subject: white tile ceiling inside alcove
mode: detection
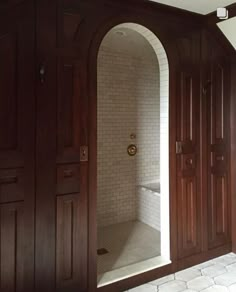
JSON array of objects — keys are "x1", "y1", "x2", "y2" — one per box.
[{"x1": 148, "y1": 0, "x2": 236, "y2": 15}]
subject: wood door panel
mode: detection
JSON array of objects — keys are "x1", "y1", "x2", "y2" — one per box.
[
  {"x1": 177, "y1": 68, "x2": 201, "y2": 258},
  {"x1": 0, "y1": 1, "x2": 35, "y2": 291},
  {"x1": 56, "y1": 164, "x2": 80, "y2": 195},
  {"x1": 210, "y1": 62, "x2": 225, "y2": 143},
  {"x1": 57, "y1": 59, "x2": 81, "y2": 164},
  {"x1": 176, "y1": 34, "x2": 201, "y2": 259},
  {"x1": 0, "y1": 168, "x2": 24, "y2": 203},
  {"x1": 181, "y1": 178, "x2": 199, "y2": 251},
  {"x1": 207, "y1": 56, "x2": 230, "y2": 249},
  {"x1": 208, "y1": 174, "x2": 228, "y2": 247},
  {"x1": 0, "y1": 202, "x2": 24, "y2": 292},
  {"x1": 63, "y1": 12, "x2": 82, "y2": 43},
  {"x1": 0, "y1": 30, "x2": 23, "y2": 168},
  {"x1": 56, "y1": 194, "x2": 86, "y2": 292},
  {"x1": 0, "y1": 32, "x2": 18, "y2": 151},
  {"x1": 180, "y1": 71, "x2": 195, "y2": 143},
  {"x1": 35, "y1": 1, "x2": 88, "y2": 289}
]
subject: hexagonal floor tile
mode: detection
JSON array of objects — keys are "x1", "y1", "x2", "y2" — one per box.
[
  {"x1": 212, "y1": 254, "x2": 236, "y2": 267},
  {"x1": 128, "y1": 284, "x2": 157, "y2": 292},
  {"x1": 202, "y1": 264, "x2": 227, "y2": 278},
  {"x1": 229, "y1": 283, "x2": 236, "y2": 292},
  {"x1": 202, "y1": 285, "x2": 228, "y2": 292},
  {"x1": 149, "y1": 274, "x2": 174, "y2": 286},
  {"x1": 192, "y1": 261, "x2": 214, "y2": 271},
  {"x1": 215, "y1": 271, "x2": 236, "y2": 286},
  {"x1": 159, "y1": 280, "x2": 187, "y2": 292},
  {"x1": 175, "y1": 268, "x2": 201, "y2": 282},
  {"x1": 226, "y1": 262, "x2": 236, "y2": 272},
  {"x1": 187, "y1": 276, "x2": 214, "y2": 291}
]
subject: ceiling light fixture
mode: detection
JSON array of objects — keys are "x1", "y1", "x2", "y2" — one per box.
[{"x1": 217, "y1": 7, "x2": 229, "y2": 20}]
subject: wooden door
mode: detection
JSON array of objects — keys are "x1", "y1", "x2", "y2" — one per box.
[
  {"x1": 0, "y1": 1, "x2": 35, "y2": 291},
  {"x1": 176, "y1": 34, "x2": 202, "y2": 259},
  {"x1": 206, "y1": 51, "x2": 231, "y2": 249},
  {"x1": 35, "y1": 1, "x2": 88, "y2": 291}
]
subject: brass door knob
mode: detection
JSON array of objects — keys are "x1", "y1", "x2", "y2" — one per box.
[{"x1": 127, "y1": 144, "x2": 137, "y2": 156}]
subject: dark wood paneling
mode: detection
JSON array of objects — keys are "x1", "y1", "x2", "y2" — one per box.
[
  {"x1": 0, "y1": 32, "x2": 17, "y2": 151},
  {"x1": 207, "y1": 53, "x2": 231, "y2": 249},
  {"x1": 176, "y1": 57, "x2": 201, "y2": 258},
  {"x1": 35, "y1": 0, "x2": 57, "y2": 290},
  {"x1": 36, "y1": 1, "x2": 88, "y2": 290},
  {"x1": 57, "y1": 164, "x2": 80, "y2": 195},
  {"x1": 0, "y1": 168, "x2": 24, "y2": 203},
  {"x1": 231, "y1": 57, "x2": 236, "y2": 253},
  {"x1": 63, "y1": 12, "x2": 82, "y2": 43},
  {"x1": 0, "y1": 1, "x2": 35, "y2": 291},
  {"x1": 57, "y1": 59, "x2": 80, "y2": 164}
]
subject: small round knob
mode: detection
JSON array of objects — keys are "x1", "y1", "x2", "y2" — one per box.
[{"x1": 127, "y1": 144, "x2": 137, "y2": 156}]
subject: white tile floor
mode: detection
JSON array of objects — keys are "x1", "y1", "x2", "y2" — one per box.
[
  {"x1": 98, "y1": 221, "x2": 161, "y2": 275},
  {"x1": 125, "y1": 253, "x2": 236, "y2": 291}
]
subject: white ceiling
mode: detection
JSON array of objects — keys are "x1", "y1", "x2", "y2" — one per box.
[
  {"x1": 149, "y1": 0, "x2": 236, "y2": 15},
  {"x1": 217, "y1": 16, "x2": 236, "y2": 49}
]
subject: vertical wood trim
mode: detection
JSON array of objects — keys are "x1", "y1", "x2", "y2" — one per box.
[
  {"x1": 35, "y1": 0, "x2": 57, "y2": 291},
  {"x1": 231, "y1": 57, "x2": 236, "y2": 252},
  {"x1": 200, "y1": 31, "x2": 208, "y2": 253}
]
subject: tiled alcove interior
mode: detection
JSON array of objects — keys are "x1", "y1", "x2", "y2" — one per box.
[
  {"x1": 97, "y1": 23, "x2": 170, "y2": 282},
  {"x1": 97, "y1": 27, "x2": 161, "y2": 227}
]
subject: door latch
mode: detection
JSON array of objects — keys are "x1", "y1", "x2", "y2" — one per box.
[
  {"x1": 39, "y1": 63, "x2": 46, "y2": 84},
  {"x1": 80, "y1": 146, "x2": 88, "y2": 162},
  {"x1": 176, "y1": 141, "x2": 183, "y2": 154}
]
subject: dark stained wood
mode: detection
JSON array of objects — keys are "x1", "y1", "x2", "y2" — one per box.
[
  {"x1": 230, "y1": 56, "x2": 236, "y2": 253},
  {"x1": 176, "y1": 243, "x2": 232, "y2": 271},
  {"x1": 205, "y1": 37, "x2": 231, "y2": 250},
  {"x1": 57, "y1": 58, "x2": 81, "y2": 164},
  {"x1": 0, "y1": 203, "x2": 24, "y2": 292},
  {"x1": 176, "y1": 33, "x2": 202, "y2": 259},
  {"x1": 35, "y1": 0, "x2": 57, "y2": 291},
  {"x1": 56, "y1": 194, "x2": 86, "y2": 292},
  {"x1": 0, "y1": 1, "x2": 35, "y2": 292},
  {"x1": 56, "y1": 164, "x2": 80, "y2": 195}
]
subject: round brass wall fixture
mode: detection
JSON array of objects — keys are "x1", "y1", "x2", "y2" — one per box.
[{"x1": 127, "y1": 144, "x2": 137, "y2": 156}]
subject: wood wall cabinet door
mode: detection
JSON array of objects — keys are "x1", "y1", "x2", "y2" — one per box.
[
  {"x1": 176, "y1": 33, "x2": 202, "y2": 259},
  {"x1": 207, "y1": 55, "x2": 231, "y2": 249},
  {"x1": 176, "y1": 64, "x2": 202, "y2": 259},
  {"x1": 0, "y1": 1, "x2": 35, "y2": 291},
  {"x1": 35, "y1": 1, "x2": 88, "y2": 291}
]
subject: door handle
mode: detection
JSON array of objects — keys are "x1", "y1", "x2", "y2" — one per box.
[
  {"x1": 176, "y1": 141, "x2": 183, "y2": 154},
  {"x1": 39, "y1": 63, "x2": 46, "y2": 84}
]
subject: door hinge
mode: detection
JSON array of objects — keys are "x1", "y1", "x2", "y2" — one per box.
[
  {"x1": 80, "y1": 146, "x2": 88, "y2": 162},
  {"x1": 176, "y1": 141, "x2": 183, "y2": 154}
]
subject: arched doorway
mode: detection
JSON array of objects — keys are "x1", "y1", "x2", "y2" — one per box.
[{"x1": 96, "y1": 23, "x2": 170, "y2": 287}]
